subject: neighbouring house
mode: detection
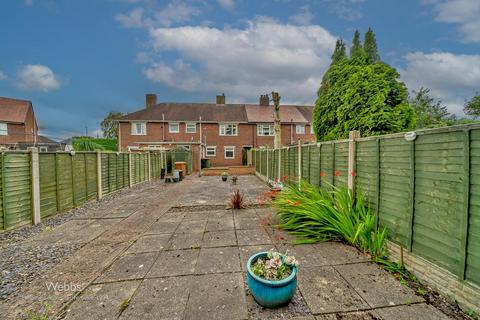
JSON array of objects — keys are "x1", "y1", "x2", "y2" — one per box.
[
  {"x1": 0, "y1": 96, "x2": 38, "y2": 150},
  {"x1": 117, "y1": 94, "x2": 315, "y2": 167}
]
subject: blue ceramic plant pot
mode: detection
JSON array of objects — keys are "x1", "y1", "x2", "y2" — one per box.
[{"x1": 246, "y1": 251, "x2": 297, "y2": 308}]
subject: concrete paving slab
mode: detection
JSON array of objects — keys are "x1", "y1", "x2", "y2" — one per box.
[
  {"x1": 334, "y1": 263, "x2": 423, "y2": 308},
  {"x1": 375, "y1": 304, "x2": 452, "y2": 320},
  {"x1": 255, "y1": 207, "x2": 277, "y2": 218},
  {"x1": 167, "y1": 232, "x2": 203, "y2": 250},
  {"x1": 119, "y1": 277, "x2": 190, "y2": 320},
  {"x1": 298, "y1": 266, "x2": 369, "y2": 314},
  {"x1": 184, "y1": 273, "x2": 248, "y2": 320},
  {"x1": 202, "y1": 230, "x2": 237, "y2": 247},
  {"x1": 236, "y1": 228, "x2": 272, "y2": 246},
  {"x1": 95, "y1": 252, "x2": 157, "y2": 283},
  {"x1": 147, "y1": 249, "x2": 200, "y2": 277},
  {"x1": 64, "y1": 280, "x2": 141, "y2": 320},
  {"x1": 195, "y1": 246, "x2": 241, "y2": 274},
  {"x1": 182, "y1": 211, "x2": 210, "y2": 220},
  {"x1": 315, "y1": 310, "x2": 381, "y2": 319},
  {"x1": 145, "y1": 218, "x2": 182, "y2": 234},
  {"x1": 209, "y1": 210, "x2": 234, "y2": 219},
  {"x1": 176, "y1": 219, "x2": 207, "y2": 233},
  {"x1": 234, "y1": 208, "x2": 260, "y2": 219},
  {"x1": 238, "y1": 245, "x2": 276, "y2": 272},
  {"x1": 316, "y1": 242, "x2": 368, "y2": 265},
  {"x1": 126, "y1": 234, "x2": 171, "y2": 254},
  {"x1": 206, "y1": 216, "x2": 235, "y2": 231},
  {"x1": 235, "y1": 217, "x2": 261, "y2": 230}
]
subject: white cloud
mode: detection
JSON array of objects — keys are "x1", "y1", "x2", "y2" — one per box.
[
  {"x1": 116, "y1": 1, "x2": 200, "y2": 29},
  {"x1": 218, "y1": 0, "x2": 234, "y2": 11},
  {"x1": 428, "y1": 0, "x2": 480, "y2": 43},
  {"x1": 142, "y1": 18, "x2": 337, "y2": 104},
  {"x1": 0, "y1": 70, "x2": 6, "y2": 80},
  {"x1": 16, "y1": 64, "x2": 62, "y2": 92},
  {"x1": 289, "y1": 5, "x2": 313, "y2": 25},
  {"x1": 322, "y1": 0, "x2": 365, "y2": 21},
  {"x1": 400, "y1": 51, "x2": 480, "y2": 114}
]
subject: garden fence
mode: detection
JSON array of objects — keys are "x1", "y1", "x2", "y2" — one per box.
[
  {"x1": 0, "y1": 150, "x2": 171, "y2": 231},
  {"x1": 252, "y1": 123, "x2": 480, "y2": 289}
]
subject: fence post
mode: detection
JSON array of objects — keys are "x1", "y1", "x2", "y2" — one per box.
[
  {"x1": 298, "y1": 140, "x2": 302, "y2": 186},
  {"x1": 459, "y1": 129, "x2": 471, "y2": 279},
  {"x1": 277, "y1": 148, "x2": 282, "y2": 181},
  {"x1": 29, "y1": 147, "x2": 41, "y2": 225},
  {"x1": 266, "y1": 149, "x2": 269, "y2": 180},
  {"x1": 96, "y1": 150, "x2": 103, "y2": 200},
  {"x1": 147, "y1": 152, "x2": 152, "y2": 181},
  {"x1": 129, "y1": 151, "x2": 134, "y2": 187},
  {"x1": 347, "y1": 130, "x2": 360, "y2": 194}
]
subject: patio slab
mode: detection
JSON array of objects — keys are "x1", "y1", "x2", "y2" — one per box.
[
  {"x1": 202, "y1": 230, "x2": 237, "y2": 247},
  {"x1": 145, "y1": 218, "x2": 182, "y2": 234},
  {"x1": 94, "y1": 252, "x2": 157, "y2": 283},
  {"x1": 235, "y1": 216, "x2": 261, "y2": 230},
  {"x1": 206, "y1": 216, "x2": 235, "y2": 231},
  {"x1": 167, "y1": 232, "x2": 204, "y2": 250},
  {"x1": 334, "y1": 263, "x2": 423, "y2": 308},
  {"x1": 147, "y1": 249, "x2": 200, "y2": 277},
  {"x1": 176, "y1": 219, "x2": 207, "y2": 233},
  {"x1": 315, "y1": 310, "x2": 381, "y2": 319},
  {"x1": 125, "y1": 234, "x2": 171, "y2": 254},
  {"x1": 195, "y1": 246, "x2": 241, "y2": 274},
  {"x1": 236, "y1": 228, "x2": 272, "y2": 246},
  {"x1": 375, "y1": 304, "x2": 452, "y2": 320}
]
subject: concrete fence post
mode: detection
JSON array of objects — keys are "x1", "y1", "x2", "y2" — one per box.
[
  {"x1": 147, "y1": 152, "x2": 152, "y2": 181},
  {"x1": 266, "y1": 149, "x2": 269, "y2": 180},
  {"x1": 247, "y1": 149, "x2": 252, "y2": 166},
  {"x1": 129, "y1": 151, "x2": 134, "y2": 188},
  {"x1": 96, "y1": 150, "x2": 103, "y2": 200},
  {"x1": 298, "y1": 140, "x2": 302, "y2": 186},
  {"x1": 277, "y1": 148, "x2": 282, "y2": 181},
  {"x1": 348, "y1": 130, "x2": 361, "y2": 194},
  {"x1": 29, "y1": 147, "x2": 41, "y2": 225}
]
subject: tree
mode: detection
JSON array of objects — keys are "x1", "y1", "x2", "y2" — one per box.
[
  {"x1": 410, "y1": 87, "x2": 450, "y2": 128},
  {"x1": 101, "y1": 111, "x2": 124, "y2": 139},
  {"x1": 331, "y1": 39, "x2": 347, "y2": 65},
  {"x1": 364, "y1": 28, "x2": 379, "y2": 63},
  {"x1": 464, "y1": 94, "x2": 480, "y2": 118},
  {"x1": 313, "y1": 29, "x2": 415, "y2": 141},
  {"x1": 272, "y1": 92, "x2": 282, "y2": 149}
]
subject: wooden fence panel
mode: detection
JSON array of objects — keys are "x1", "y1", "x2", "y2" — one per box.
[
  {"x1": 72, "y1": 154, "x2": 87, "y2": 206},
  {"x1": 302, "y1": 145, "x2": 310, "y2": 182},
  {"x1": 467, "y1": 129, "x2": 480, "y2": 286},
  {"x1": 0, "y1": 154, "x2": 3, "y2": 230},
  {"x1": 85, "y1": 153, "x2": 97, "y2": 200},
  {"x1": 39, "y1": 153, "x2": 57, "y2": 218},
  {"x1": 320, "y1": 143, "x2": 334, "y2": 188},
  {"x1": 356, "y1": 140, "x2": 379, "y2": 213},
  {"x1": 309, "y1": 145, "x2": 320, "y2": 187},
  {"x1": 57, "y1": 153, "x2": 74, "y2": 212},
  {"x1": 412, "y1": 131, "x2": 465, "y2": 274},
  {"x1": 334, "y1": 142, "x2": 348, "y2": 188}
]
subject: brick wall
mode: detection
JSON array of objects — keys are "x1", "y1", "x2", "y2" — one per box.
[{"x1": 0, "y1": 106, "x2": 37, "y2": 146}]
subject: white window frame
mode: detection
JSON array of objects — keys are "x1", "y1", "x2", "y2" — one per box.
[
  {"x1": 0, "y1": 122, "x2": 7, "y2": 136},
  {"x1": 39, "y1": 146, "x2": 48, "y2": 152},
  {"x1": 224, "y1": 146, "x2": 235, "y2": 159},
  {"x1": 185, "y1": 122, "x2": 196, "y2": 133},
  {"x1": 296, "y1": 124, "x2": 305, "y2": 134},
  {"x1": 219, "y1": 123, "x2": 238, "y2": 136},
  {"x1": 169, "y1": 122, "x2": 180, "y2": 133},
  {"x1": 131, "y1": 122, "x2": 146, "y2": 135},
  {"x1": 205, "y1": 146, "x2": 216, "y2": 157},
  {"x1": 257, "y1": 124, "x2": 274, "y2": 136}
]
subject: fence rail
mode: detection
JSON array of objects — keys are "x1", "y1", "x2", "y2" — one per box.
[
  {"x1": 0, "y1": 150, "x2": 171, "y2": 232},
  {"x1": 252, "y1": 123, "x2": 480, "y2": 290}
]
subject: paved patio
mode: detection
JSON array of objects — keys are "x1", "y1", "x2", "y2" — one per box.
[{"x1": 1, "y1": 175, "x2": 454, "y2": 319}]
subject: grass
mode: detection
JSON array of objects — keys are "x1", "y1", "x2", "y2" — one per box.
[{"x1": 272, "y1": 180, "x2": 403, "y2": 272}]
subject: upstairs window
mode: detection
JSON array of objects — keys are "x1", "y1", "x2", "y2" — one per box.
[
  {"x1": 169, "y1": 122, "x2": 179, "y2": 133},
  {"x1": 131, "y1": 122, "x2": 146, "y2": 135},
  {"x1": 296, "y1": 124, "x2": 305, "y2": 134},
  {"x1": 186, "y1": 122, "x2": 196, "y2": 133},
  {"x1": 257, "y1": 124, "x2": 274, "y2": 136},
  {"x1": 219, "y1": 123, "x2": 238, "y2": 136}
]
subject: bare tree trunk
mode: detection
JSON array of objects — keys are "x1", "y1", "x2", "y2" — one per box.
[{"x1": 272, "y1": 91, "x2": 282, "y2": 149}]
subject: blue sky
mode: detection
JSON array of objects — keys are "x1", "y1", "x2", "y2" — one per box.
[{"x1": 0, "y1": 0, "x2": 479, "y2": 139}]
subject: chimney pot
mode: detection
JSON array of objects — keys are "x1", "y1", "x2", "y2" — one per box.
[
  {"x1": 146, "y1": 94, "x2": 157, "y2": 109},
  {"x1": 216, "y1": 93, "x2": 225, "y2": 104},
  {"x1": 259, "y1": 94, "x2": 269, "y2": 106}
]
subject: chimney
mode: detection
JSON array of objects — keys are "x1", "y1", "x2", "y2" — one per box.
[
  {"x1": 259, "y1": 94, "x2": 269, "y2": 106},
  {"x1": 146, "y1": 93, "x2": 157, "y2": 109},
  {"x1": 216, "y1": 93, "x2": 225, "y2": 104}
]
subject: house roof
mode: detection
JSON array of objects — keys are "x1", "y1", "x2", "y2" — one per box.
[
  {"x1": 119, "y1": 102, "x2": 313, "y2": 124},
  {"x1": 0, "y1": 97, "x2": 32, "y2": 123},
  {"x1": 37, "y1": 135, "x2": 59, "y2": 144}
]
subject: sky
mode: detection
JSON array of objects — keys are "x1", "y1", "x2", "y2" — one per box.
[{"x1": 0, "y1": 0, "x2": 479, "y2": 139}]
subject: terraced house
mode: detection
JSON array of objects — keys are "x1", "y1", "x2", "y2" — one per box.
[{"x1": 118, "y1": 94, "x2": 315, "y2": 166}]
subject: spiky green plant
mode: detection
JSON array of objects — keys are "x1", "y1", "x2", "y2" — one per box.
[{"x1": 273, "y1": 181, "x2": 388, "y2": 262}]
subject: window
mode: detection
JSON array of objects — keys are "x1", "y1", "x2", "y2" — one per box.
[
  {"x1": 39, "y1": 146, "x2": 48, "y2": 152},
  {"x1": 206, "y1": 146, "x2": 216, "y2": 157},
  {"x1": 169, "y1": 122, "x2": 179, "y2": 133},
  {"x1": 257, "y1": 124, "x2": 274, "y2": 136},
  {"x1": 224, "y1": 146, "x2": 235, "y2": 159},
  {"x1": 0, "y1": 123, "x2": 7, "y2": 136},
  {"x1": 131, "y1": 122, "x2": 146, "y2": 135},
  {"x1": 296, "y1": 124, "x2": 305, "y2": 134},
  {"x1": 219, "y1": 123, "x2": 238, "y2": 136},
  {"x1": 185, "y1": 122, "x2": 196, "y2": 133}
]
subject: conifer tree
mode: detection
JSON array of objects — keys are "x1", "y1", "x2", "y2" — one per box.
[
  {"x1": 350, "y1": 30, "x2": 363, "y2": 58},
  {"x1": 331, "y1": 39, "x2": 347, "y2": 65},
  {"x1": 364, "y1": 28, "x2": 379, "y2": 63}
]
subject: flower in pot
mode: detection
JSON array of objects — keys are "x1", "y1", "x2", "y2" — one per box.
[
  {"x1": 221, "y1": 171, "x2": 228, "y2": 181},
  {"x1": 247, "y1": 250, "x2": 299, "y2": 308}
]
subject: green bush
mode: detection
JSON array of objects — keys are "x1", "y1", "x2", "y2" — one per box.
[
  {"x1": 73, "y1": 137, "x2": 117, "y2": 151},
  {"x1": 272, "y1": 181, "x2": 388, "y2": 263}
]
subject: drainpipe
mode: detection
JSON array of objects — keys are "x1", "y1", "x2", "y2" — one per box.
[{"x1": 162, "y1": 113, "x2": 165, "y2": 141}]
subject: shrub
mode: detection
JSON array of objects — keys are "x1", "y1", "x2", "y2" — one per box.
[{"x1": 229, "y1": 189, "x2": 246, "y2": 209}]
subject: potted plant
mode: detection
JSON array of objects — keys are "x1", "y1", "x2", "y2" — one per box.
[
  {"x1": 247, "y1": 250, "x2": 299, "y2": 308},
  {"x1": 221, "y1": 171, "x2": 228, "y2": 182},
  {"x1": 269, "y1": 180, "x2": 284, "y2": 199}
]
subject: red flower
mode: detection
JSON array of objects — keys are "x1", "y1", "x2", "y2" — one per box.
[
  {"x1": 335, "y1": 170, "x2": 341, "y2": 176},
  {"x1": 281, "y1": 175, "x2": 287, "y2": 182},
  {"x1": 350, "y1": 171, "x2": 356, "y2": 177},
  {"x1": 294, "y1": 201, "x2": 301, "y2": 206},
  {"x1": 320, "y1": 172, "x2": 326, "y2": 177}
]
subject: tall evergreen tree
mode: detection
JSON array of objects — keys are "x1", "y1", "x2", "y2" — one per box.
[
  {"x1": 331, "y1": 39, "x2": 347, "y2": 65},
  {"x1": 350, "y1": 30, "x2": 363, "y2": 58},
  {"x1": 364, "y1": 28, "x2": 379, "y2": 63}
]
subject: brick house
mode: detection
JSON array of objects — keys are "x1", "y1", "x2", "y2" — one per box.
[
  {"x1": 0, "y1": 97, "x2": 38, "y2": 150},
  {"x1": 117, "y1": 94, "x2": 315, "y2": 167}
]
